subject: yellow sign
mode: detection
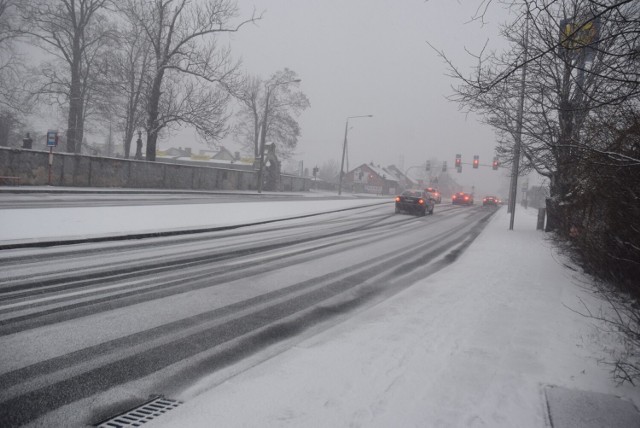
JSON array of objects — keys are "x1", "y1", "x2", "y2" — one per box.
[{"x1": 560, "y1": 17, "x2": 599, "y2": 51}]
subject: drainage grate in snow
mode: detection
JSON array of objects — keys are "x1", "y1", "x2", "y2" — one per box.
[{"x1": 96, "y1": 396, "x2": 182, "y2": 427}]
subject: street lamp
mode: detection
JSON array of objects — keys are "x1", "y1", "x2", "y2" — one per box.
[
  {"x1": 257, "y1": 78, "x2": 301, "y2": 193},
  {"x1": 338, "y1": 115, "x2": 373, "y2": 195}
]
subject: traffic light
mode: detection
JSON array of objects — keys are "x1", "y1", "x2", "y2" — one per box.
[
  {"x1": 442, "y1": 161, "x2": 447, "y2": 172},
  {"x1": 425, "y1": 160, "x2": 431, "y2": 171},
  {"x1": 455, "y1": 154, "x2": 461, "y2": 168},
  {"x1": 312, "y1": 166, "x2": 319, "y2": 177},
  {"x1": 473, "y1": 155, "x2": 479, "y2": 169},
  {"x1": 492, "y1": 157, "x2": 499, "y2": 170}
]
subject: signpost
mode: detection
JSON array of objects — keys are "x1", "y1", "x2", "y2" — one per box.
[{"x1": 46, "y1": 130, "x2": 58, "y2": 186}]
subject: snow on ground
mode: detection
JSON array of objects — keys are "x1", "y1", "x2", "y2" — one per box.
[
  {"x1": 0, "y1": 197, "x2": 385, "y2": 243},
  {"x1": 2, "y1": 191, "x2": 638, "y2": 426},
  {"x1": 145, "y1": 207, "x2": 640, "y2": 428}
]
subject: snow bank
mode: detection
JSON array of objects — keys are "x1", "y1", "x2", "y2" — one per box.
[{"x1": 0, "y1": 198, "x2": 386, "y2": 243}]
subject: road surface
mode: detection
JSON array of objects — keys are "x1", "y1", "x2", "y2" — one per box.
[{"x1": 0, "y1": 200, "x2": 497, "y2": 426}]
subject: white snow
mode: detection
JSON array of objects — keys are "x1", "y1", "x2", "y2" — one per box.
[
  {"x1": 140, "y1": 207, "x2": 639, "y2": 428},
  {"x1": 0, "y1": 197, "x2": 385, "y2": 244},
  {"x1": 2, "y1": 194, "x2": 638, "y2": 427}
]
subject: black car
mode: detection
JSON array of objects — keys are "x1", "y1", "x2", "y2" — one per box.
[
  {"x1": 451, "y1": 192, "x2": 474, "y2": 205},
  {"x1": 395, "y1": 189, "x2": 435, "y2": 216},
  {"x1": 483, "y1": 196, "x2": 499, "y2": 206}
]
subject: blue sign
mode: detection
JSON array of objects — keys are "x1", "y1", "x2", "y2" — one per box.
[{"x1": 47, "y1": 130, "x2": 58, "y2": 147}]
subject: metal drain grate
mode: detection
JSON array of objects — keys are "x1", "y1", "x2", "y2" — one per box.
[{"x1": 96, "y1": 396, "x2": 182, "y2": 427}]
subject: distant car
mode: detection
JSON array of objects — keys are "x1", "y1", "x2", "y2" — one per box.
[
  {"x1": 395, "y1": 189, "x2": 435, "y2": 216},
  {"x1": 452, "y1": 192, "x2": 474, "y2": 205},
  {"x1": 483, "y1": 196, "x2": 499, "y2": 206},
  {"x1": 425, "y1": 187, "x2": 442, "y2": 204}
]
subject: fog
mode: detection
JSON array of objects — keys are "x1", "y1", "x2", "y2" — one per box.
[
  {"x1": 206, "y1": 0, "x2": 516, "y2": 196},
  {"x1": 24, "y1": 0, "x2": 528, "y2": 197}
]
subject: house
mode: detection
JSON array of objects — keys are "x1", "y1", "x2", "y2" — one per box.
[
  {"x1": 156, "y1": 146, "x2": 254, "y2": 171},
  {"x1": 198, "y1": 146, "x2": 238, "y2": 161},
  {"x1": 386, "y1": 165, "x2": 415, "y2": 191},
  {"x1": 343, "y1": 163, "x2": 400, "y2": 195},
  {"x1": 162, "y1": 147, "x2": 192, "y2": 157}
]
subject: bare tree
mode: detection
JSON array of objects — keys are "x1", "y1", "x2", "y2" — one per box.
[
  {"x1": 20, "y1": 0, "x2": 112, "y2": 153},
  {"x1": 0, "y1": 0, "x2": 34, "y2": 145},
  {"x1": 318, "y1": 159, "x2": 340, "y2": 184},
  {"x1": 121, "y1": 0, "x2": 260, "y2": 161},
  {"x1": 435, "y1": 0, "x2": 640, "y2": 384},
  {"x1": 105, "y1": 15, "x2": 152, "y2": 158},
  {"x1": 233, "y1": 74, "x2": 262, "y2": 158},
  {"x1": 234, "y1": 68, "x2": 310, "y2": 160},
  {"x1": 437, "y1": 0, "x2": 639, "y2": 229},
  {"x1": 0, "y1": 0, "x2": 27, "y2": 113}
]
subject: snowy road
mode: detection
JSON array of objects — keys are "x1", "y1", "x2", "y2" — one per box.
[{"x1": 0, "y1": 201, "x2": 498, "y2": 426}]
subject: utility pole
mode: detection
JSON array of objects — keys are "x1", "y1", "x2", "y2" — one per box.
[
  {"x1": 508, "y1": 11, "x2": 529, "y2": 230},
  {"x1": 338, "y1": 115, "x2": 372, "y2": 195}
]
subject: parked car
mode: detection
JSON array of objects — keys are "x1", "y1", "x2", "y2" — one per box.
[
  {"x1": 395, "y1": 189, "x2": 435, "y2": 216},
  {"x1": 452, "y1": 192, "x2": 474, "y2": 205},
  {"x1": 425, "y1": 187, "x2": 442, "y2": 204},
  {"x1": 483, "y1": 196, "x2": 499, "y2": 206}
]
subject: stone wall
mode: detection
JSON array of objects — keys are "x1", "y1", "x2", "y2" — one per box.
[{"x1": 0, "y1": 147, "x2": 310, "y2": 192}]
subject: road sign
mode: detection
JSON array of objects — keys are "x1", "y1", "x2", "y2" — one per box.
[{"x1": 47, "y1": 130, "x2": 58, "y2": 147}]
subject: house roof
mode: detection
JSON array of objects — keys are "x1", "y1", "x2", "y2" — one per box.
[
  {"x1": 386, "y1": 165, "x2": 415, "y2": 185},
  {"x1": 364, "y1": 163, "x2": 400, "y2": 182}
]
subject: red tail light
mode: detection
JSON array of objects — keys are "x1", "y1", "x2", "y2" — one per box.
[
  {"x1": 395, "y1": 197, "x2": 401, "y2": 202},
  {"x1": 452, "y1": 195, "x2": 456, "y2": 199},
  {"x1": 418, "y1": 199, "x2": 424, "y2": 205},
  {"x1": 464, "y1": 196, "x2": 469, "y2": 200}
]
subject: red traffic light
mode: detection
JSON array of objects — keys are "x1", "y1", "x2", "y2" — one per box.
[
  {"x1": 455, "y1": 154, "x2": 461, "y2": 168},
  {"x1": 473, "y1": 155, "x2": 479, "y2": 169},
  {"x1": 492, "y1": 157, "x2": 499, "y2": 170}
]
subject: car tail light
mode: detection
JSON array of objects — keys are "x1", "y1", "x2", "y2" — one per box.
[
  {"x1": 452, "y1": 195, "x2": 456, "y2": 199},
  {"x1": 418, "y1": 199, "x2": 424, "y2": 204},
  {"x1": 464, "y1": 196, "x2": 469, "y2": 200},
  {"x1": 395, "y1": 197, "x2": 401, "y2": 202}
]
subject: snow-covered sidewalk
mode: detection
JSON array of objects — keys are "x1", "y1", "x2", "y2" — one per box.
[{"x1": 147, "y1": 207, "x2": 640, "y2": 428}]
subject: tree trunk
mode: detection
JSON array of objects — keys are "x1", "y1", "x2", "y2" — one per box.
[
  {"x1": 123, "y1": 128, "x2": 134, "y2": 159},
  {"x1": 547, "y1": 59, "x2": 580, "y2": 235},
  {"x1": 66, "y1": 87, "x2": 81, "y2": 153},
  {"x1": 145, "y1": 70, "x2": 164, "y2": 161},
  {"x1": 66, "y1": 38, "x2": 83, "y2": 153}
]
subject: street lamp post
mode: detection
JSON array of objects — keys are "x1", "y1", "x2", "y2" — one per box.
[
  {"x1": 257, "y1": 78, "x2": 301, "y2": 194},
  {"x1": 338, "y1": 115, "x2": 373, "y2": 195}
]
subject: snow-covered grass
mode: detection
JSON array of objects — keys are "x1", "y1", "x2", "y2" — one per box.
[{"x1": 145, "y1": 207, "x2": 639, "y2": 428}]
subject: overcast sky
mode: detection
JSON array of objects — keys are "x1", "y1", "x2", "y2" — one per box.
[
  {"x1": 190, "y1": 0, "x2": 515, "y2": 195},
  {"x1": 27, "y1": 0, "x2": 519, "y2": 196}
]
